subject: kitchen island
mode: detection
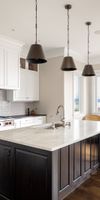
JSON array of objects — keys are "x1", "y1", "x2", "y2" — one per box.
[{"x1": 0, "y1": 120, "x2": 99, "y2": 200}]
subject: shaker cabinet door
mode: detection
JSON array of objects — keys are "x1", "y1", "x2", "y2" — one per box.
[
  {"x1": 14, "y1": 68, "x2": 26, "y2": 101},
  {"x1": 15, "y1": 149, "x2": 49, "y2": 200},
  {"x1": 5, "y1": 48, "x2": 20, "y2": 89},
  {"x1": 33, "y1": 70, "x2": 39, "y2": 101},
  {"x1": 0, "y1": 144, "x2": 12, "y2": 200},
  {"x1": 7, "y1": 68, "x2": 39, "y2": 102}
]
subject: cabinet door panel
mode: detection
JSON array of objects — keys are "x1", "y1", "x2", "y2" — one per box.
[
  {"x1": 14, "y1": 69, "x2": 26, "y2": 100},
  {"x1": 33, "y1": 70, "x2": 39, "y2": 101},
  {"x1": 26, "y1": 70, "x2": 34, "y2": 100},
  {"x1": 14, "y1": 69, "x2": 39, "y2": 101},
  {"x1": 0, "y1": 47, "x2": 5, "y2": 88},
  {"x1": 60, "y1": 146, "x2": 70, "y2": 189},
  {"x1": 0, "y1": 144, "x2": 12, "y2": 199},
  {"x1": 91, "y1": 136, "x2": 99, "y2": 168},
  {"x1": 26, "y1": 70, "x2": 39, "y2": 101},
  {"x1": 15, "y1": 149, "x2": 49, "y2": 200},
  {"x1": 73, "y1": 142, "x2": 81, "y2": 180},
  {"x1": 95, "y1": 135, "x2": 99, "y2": 164},
  {"x1": 84, "y1": 139, "x2": 91, "y2": 172},
  {"x1": 5, "y1": 48, "x2": 20, "y2": 89}
]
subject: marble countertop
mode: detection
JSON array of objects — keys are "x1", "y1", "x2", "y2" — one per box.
[{"x1": 0, "y1": 120, "x2": 100, "y2": 151}]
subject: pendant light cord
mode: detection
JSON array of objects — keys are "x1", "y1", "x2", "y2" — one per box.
[
  {"x1": 67, "y1": 7, "x2": 69, "y2": 56},
  {"x1": 87, "y1": 24, "x2": 90, "y2": 65},
  {"x1": 86, "y1": 22, "x2": 91, "y2": 65},
  {"x1": 35, "y1": 0, "x2": 37, "y2": 44}
]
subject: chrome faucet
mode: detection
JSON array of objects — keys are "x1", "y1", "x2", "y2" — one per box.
[
  {"x1": 56, "y1": 105, "x2": 71, "y2": 127},
  {"x1": 56, "y1": 105, "x2": 65, "y2": 122}
]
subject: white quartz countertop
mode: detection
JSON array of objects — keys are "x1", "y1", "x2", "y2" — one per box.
[{"x1": 0, "y1": 120, "x2": 100, "y2": 151}]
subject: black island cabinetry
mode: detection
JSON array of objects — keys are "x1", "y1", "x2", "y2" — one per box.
[{"x1": 0, "y1": 134, "x2": 99, "y2": 200}]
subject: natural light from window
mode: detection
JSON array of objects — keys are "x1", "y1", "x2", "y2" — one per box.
[
  {"x1": 97, "y1": 76, "x2": 100, "y2": 112},
  {"x1": 74, "y1": 75, "x2": 80, "y2": 113}
]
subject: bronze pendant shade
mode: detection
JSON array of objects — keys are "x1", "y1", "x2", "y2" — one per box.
[
  {"x1": 61, "y1": 4, "x2": 76, "y2": 71},
  {"x1": 82, "y1": 22, "x2": 95, "y2": 76},
  {"x1": 82, "y1": 64, "x2": 95, "y2": 76},
  {"x1": 27, "y1": 0, "x2": 47, "y2": 64},
  {"x1": 61, "y1": 56, "x2": 76, "y2": 71},
  {"x1": 27, "y1": 44, "x2": 47, "y2": 64}
]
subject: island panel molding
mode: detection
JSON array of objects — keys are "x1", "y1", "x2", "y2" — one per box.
[
  {"x1": 0, "y1": 134, "x2": 99, "y2": 200},
  {"x1": 0, "y1": 120, "x2": 99, "y2": 199}
]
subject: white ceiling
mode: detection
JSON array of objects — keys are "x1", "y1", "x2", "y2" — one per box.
[{"x1": 0, "y1": 0, "x2": 100, "y2": 62}]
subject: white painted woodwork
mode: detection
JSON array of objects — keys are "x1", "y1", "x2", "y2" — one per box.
[
  {"x1": 82, "y1": 77, "x2": 96, "y2": 115},
  {"x1": 33, "y1": 70, "x2": 39, "y2": 101},
  {"x1": 5, "y1": 48, "x2": 20, "y2": 89},
  {"x1": 0, "y1": 37, "x2": 22, "y2": 90},
  {"x1": 64, "y1": 72, "x2": 74, "y2": 121},
  {"x1": 7, "y1": 68, "x2": 39, "y2": 102}
]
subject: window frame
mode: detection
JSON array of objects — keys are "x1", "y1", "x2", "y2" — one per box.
[
  {"x1": 73, "y1": 70, "x2": 81, "y2": 117},
  {"x1": 95, "y1": 70, "x2": 100, "y2": 113}
]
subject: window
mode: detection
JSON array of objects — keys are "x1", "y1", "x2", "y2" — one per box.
[
  {"x1": 97, "y1": 76, "x2": 100, "y2": 112},
  {"x1": 74, "y1": 75, "x2": 80, "y2": 113}
]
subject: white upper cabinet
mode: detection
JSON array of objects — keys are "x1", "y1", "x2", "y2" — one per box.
[
  {"x1": 12, "y1": 68, "x2": 26, "y2": 101},
  {"x1": 7, "y1": 68, "x2": 39, "y2": 102},
  {"x1": 5, "y1": 48, "x2": 20, "y2": 89},
  {"x1": 0, "y1": 36, "x2": 23, "y2": 90},
  {"x1": 33, "y1": 70, "x2": 39, "y2": 101}
]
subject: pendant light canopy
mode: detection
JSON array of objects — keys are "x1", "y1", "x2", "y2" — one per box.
[
  {"x1": 82, "y1": 22, "x2": 95, "y2": 76},
  {"x1": 61, "y1": 4, "x2": 76, "y2": 71},
  {"x1": 27, "y1": 0, "x2": 47, "y2": 64}
]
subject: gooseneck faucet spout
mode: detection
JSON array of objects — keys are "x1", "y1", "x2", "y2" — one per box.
[
  {"x1": 56, "y1": 105, "x2": 71, "y2": 127},
  {"x1": 56, "y1": 105, "x2": 64, "y2": 122}
]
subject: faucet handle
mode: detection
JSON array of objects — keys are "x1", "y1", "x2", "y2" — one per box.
[
  {"x1": 61, "y1": 117, "x2": 65, "y2": 123},
  {"x1": 61, "y1": 118, "x2": 71, "y2": 127},
  {"x1": 66, "y1": 121, "x2": 71, "y2": 126},
  {"x1": 51, "y1": 122, "x2": 55, "y2": 129}
]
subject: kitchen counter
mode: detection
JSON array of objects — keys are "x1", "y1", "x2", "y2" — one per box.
[
  {"x1": 0, "y1": 119, "x2": 100, "y2": 200},
  {"x1": 0, "y1": 119, "x2": 100, "y2": 151}
]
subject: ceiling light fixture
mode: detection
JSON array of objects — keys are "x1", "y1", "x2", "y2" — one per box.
[
  {"x1": 82, "y1": 22, "x2": 95, "y2": 76},
  {"x1": 61, "y1": 4, "x2": 76, "y2": 71},
  {"x1": 27, "y1": 0, "x2": 47, "y2": 64}
]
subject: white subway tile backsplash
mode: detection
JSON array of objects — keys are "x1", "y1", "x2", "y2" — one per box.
[
  {"x1": 0, "y1": 90, "x2": 34, "y2": 116},
  {"x1": 0, "y1": 90, "x2": 6, "y2": 101}
]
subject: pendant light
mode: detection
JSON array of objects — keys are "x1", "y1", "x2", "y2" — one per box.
[
  {"x1": 82, "y1": 22, "x2": 95, "y2": 76},
  {"x1": 27, "y1": 0, "x2": 47, "y2": 64},
  {"x1": 61, "y1": 4, "x2": 76, "y2": 71}
]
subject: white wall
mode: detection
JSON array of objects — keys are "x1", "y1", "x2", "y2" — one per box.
[
  {"x1": 36, "y1": 56, "x2": 84, "y2": 122},
  {"x1": 37, "y1": 56, "x2": 64, "y2": 122}
]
